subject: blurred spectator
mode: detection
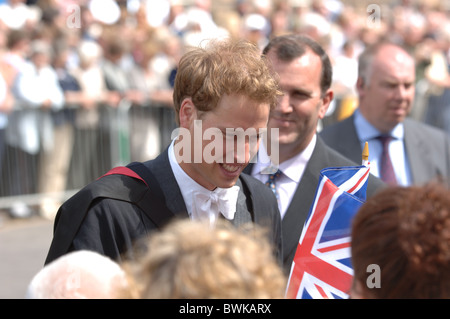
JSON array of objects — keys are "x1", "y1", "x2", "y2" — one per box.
[
  {"x1": 79, "y1": 4, "x2": 102, "y2": 41},
  {"x1": 0, "y1": 27, "x2": 15, "y2": 197},
  {"x1": 219, "y1": 10, "x2": 243, "y2": 40},
  {"x1": 100, "y1": 33, "x2": 132, "y2": 96},
  {"x1": 351, "y1": 182, "x2": 450, "y2": 299},
  {"x1": 175, "y1": 0, "x2": 229, "y2": 48},
  {"x1": 127, "y1": 36, "x2": 174, "y2": 105},
  {"x1": 5, "y1": 39, "x2": 64, "y2": 218},
  {"x1": 167, "y1": 0, "x2": 187, "y2": 35},
  {"x1": 124, "y1": 219, "x2": 286, "y2": 299},
  {"x1": 151, "y1": 29, "x2": 182, "y2": 90},
  {"x1": 38, "y1": 37, "x2": 82, "y2": 220},
  {"x1": 0, "y1": 61, "x2": 14, "y2": 183},
  {"x1": 1, "y1": 28, "x2": 28, "y2": 199},
  {"x1": 126, "y1": 38, "x2": 173, "y2": 162},
  {"x1": 99, "y1": 28, "x2": 149, "y2": 105},
  {"x1": 2, "y1": 28, "x2": 29, "y2": 73},
  {"x1": 14, "y1": 38, "x2": 64, "y2": 146},
  {"x1": 294, "y1": 7, "x2": 331, "y2": 44},
  {"x1": 88, "y1": 0, "x2": 121, "y2": 26},
  {"x1": 0, "y1": 0, "x2": 40, "y2": 30},
  {"x1": 26, "y1": 250, "x2": 131, "y2": 299},
  {"x1": 242, "y1": 13, "x2": 270, "y2": 51},
  {"x1": 331, "y1": 39, "x2": 358, "y2": 122},
  {"x1": 332, "y1": 40, "x2": 358, "y2": 97},
  {"x1": 269, "y1": 0, "x2": 292, "y2": 38},
  {"x1": 320, "y1": 41, "x2": 450, "y2": 187},
  {"x1": 143, "y1": 0, "x2": 171, "y2": 28},
  {"x1": 68, "y1": 39, "x2": 119, "y2": 188},
  {"x1": 422, "y1": 22, "x2": 450, "y2": 136}
]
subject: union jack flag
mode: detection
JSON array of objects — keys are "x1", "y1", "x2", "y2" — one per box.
[{"x1": 285, "y1": 164, "x2": 370, "y2": 299}]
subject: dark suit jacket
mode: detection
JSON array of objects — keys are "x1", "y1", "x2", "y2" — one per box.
[
  {"x1": 320, "y1": 115, "x2": 450, "y2": 186},
  {"x1": 244, "y1": 136, "x2": 385, "y2": 274},
  {"x1": 45, "y1": 148, "x2": 282, "y2": 265}
]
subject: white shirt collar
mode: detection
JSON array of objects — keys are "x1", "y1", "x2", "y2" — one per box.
[
  {"x1": 168, "y1": 139, "x2": 209, "y2": 217},
  {"x1": 253, "y1": 134, "x2": 317, "y2": 183},
  {"x1": 168, "y1": 139, "x2": 240, "y2": 221},
  {"x1": 354, "y1": 109, "x2": 404, "y2": 141}
]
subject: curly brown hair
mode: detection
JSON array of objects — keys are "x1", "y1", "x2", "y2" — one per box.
[
  {"x1": 351, "y1": 182, "x2": 450, "y2": 298},
  {"x1": 172, "y1": 38, "x2": 281, "y2": 125}
]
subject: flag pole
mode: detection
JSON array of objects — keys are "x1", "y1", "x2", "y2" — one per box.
[{"x1": 362, "y1": 141, "x2": 369, "y2": 167}]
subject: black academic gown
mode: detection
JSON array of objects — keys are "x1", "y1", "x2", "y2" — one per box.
[{"x1": 45, "y1": 148, "x2": 282, "y2": 265}]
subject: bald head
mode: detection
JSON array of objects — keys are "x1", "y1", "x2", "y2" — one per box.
[
  {"x1": 356, "y1": 42, "x2": 416, "y2": 133},
  {"x1": 358, "y1": 42, "x2": 415, "y2": 87},
  {"x1": 26, "y1": 251, "x2": 130, "y2": 299}
]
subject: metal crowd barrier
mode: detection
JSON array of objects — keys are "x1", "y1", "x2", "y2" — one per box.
[{"x1": 0, "y1": 100, "x2": 177, "y2": 215}]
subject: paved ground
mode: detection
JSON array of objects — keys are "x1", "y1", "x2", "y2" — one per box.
[{"x1": 0, "y1": 214, "x2": 54, "y2": 299}]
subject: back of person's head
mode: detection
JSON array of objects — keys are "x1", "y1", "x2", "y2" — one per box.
[
  {"x1": 351, "y1": 182, "x2": 450, "y2": 298},
  {"x1": 172, "y1": 37, "x2": 280, "y2": 125},
  {"x1": 26, "y1": 250, "x2": 131, "y2": 299},
  {"x1": 124, "y1": 219, "x2": 286, "y2": 299},
  {"x1": 262, "y1": 33, "x2": 333, "y2": 95}
]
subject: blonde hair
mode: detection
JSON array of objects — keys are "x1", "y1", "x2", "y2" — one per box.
[
  {"x1": 173, "y1": 38, "x2": 280, "y2": 124},
  {"x1": 124, "y1": 219, "x2": 286, "y2": 299}
]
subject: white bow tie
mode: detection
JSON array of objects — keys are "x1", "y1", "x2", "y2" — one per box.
[{"x1": 191, "y1": 185, "x2": 240, "y2": 225}]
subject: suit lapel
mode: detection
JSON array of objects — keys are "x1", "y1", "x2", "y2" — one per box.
[
  {"x1": 144, "y1": 148, "x2": 189, "y2": 217},
  {"x1": 403, "y1": 119, "x2": 434, "y2": 185},
  {"x1": 337, "y1": 115, "x2": 362, "y2": 164},
  {"x1": 242, "y1": 163, "x2": 253, "y2": 175},
  {"x1": 231, "y1": 177, "x2": 253, "y2": 226},
  {"x1": 280, "y1": 141, "x2": 329, "y2": 266},
  {"x1": 245, "y1": 142, "x2": 326, "y2": 267}
]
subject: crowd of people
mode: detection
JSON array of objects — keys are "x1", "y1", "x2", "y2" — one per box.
[
  {"x1": 0, "y1": 0, "x2": 449, "y2": 215},
  {"x1": 1, "y1": 0, "x2": 450, "y2": 300},
  {"x1": 28, "y1": 181, "x2": 450, "y2": 299},
  {"x1": 28, "y1": 219, "x2": 287, "y2": 299}
]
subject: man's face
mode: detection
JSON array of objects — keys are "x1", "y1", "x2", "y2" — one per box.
[
  {"x1": 265, "y1": 49, "x2": 332, "y2": 159},
  {"x1": 177, "y1": 93, "x2": 270, "y2": 190},
  {"x1": 357, "y1": 45, "x2": 416, "y2": 133}
]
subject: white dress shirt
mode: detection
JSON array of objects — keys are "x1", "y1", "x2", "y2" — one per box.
[
  {"x1": 168, "y1": 139, "x2": 240, "y2": 225},
  {"x1": 251, "y1": 135, "x2": 317, "y2": 219},
  {"x1": 353, "y1": 109, "x2": 412, "y2": 186}
]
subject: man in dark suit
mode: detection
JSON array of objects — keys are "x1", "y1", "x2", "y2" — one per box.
[
  {"x1": 320, "y1": 41, "x2": 450, "y2": 186},
  {"x1": 45, "y1": 38, "x2": 283, "y2": 265},
  {"x1": 244, "y1": 34, "x2": 384, "y2": 274}
]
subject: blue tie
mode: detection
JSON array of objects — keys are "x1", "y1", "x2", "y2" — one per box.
[{"x1": 265, "y1": 169, "x2": 282, "y2": 200}]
